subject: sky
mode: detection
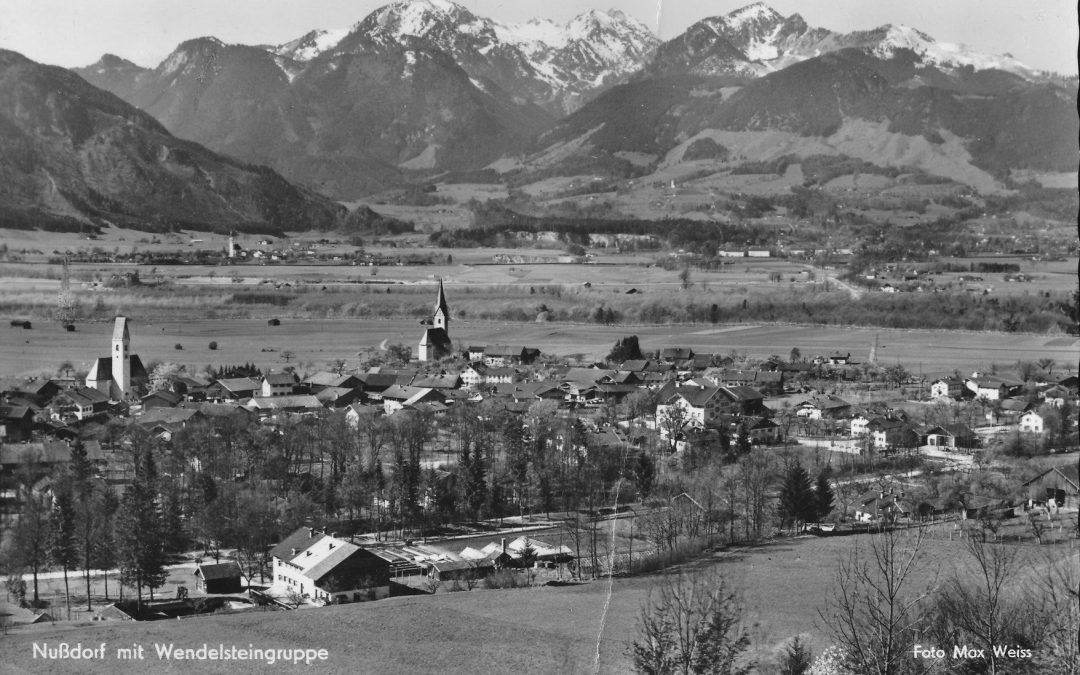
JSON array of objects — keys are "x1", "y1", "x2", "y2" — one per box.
[{"x1": 0, "y1": 0, "x2": 1076, "y2": 74}]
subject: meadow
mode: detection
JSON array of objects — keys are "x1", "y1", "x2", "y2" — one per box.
[
  {"x1": 2, "y1": 533, "x2": 1074, "y2": 674},
  {"x1": 2, "y1": 315, "x2": 1075, "y2": 382}
]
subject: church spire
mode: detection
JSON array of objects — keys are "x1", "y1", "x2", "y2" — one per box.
[{"x1": 432, "y1": 280, "x2": 449, "y2": 331}]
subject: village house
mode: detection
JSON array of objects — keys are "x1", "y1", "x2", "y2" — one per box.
[
  {"x1": 194, "y1": 561, "x2": 244, "y2": 594},
  {"x1": 208, "y1": 377, "x2": 261, "y2": 401},
  {"x1": 853, "y1": 488, "x2": 911, "y2": 523},
  {"x1": 657, "y1": 383, "x2": 722, "y2": 431},
  {"x1": 270, "y1": 527, "x2": 391, "y2": 604},
  {"x1": 47, "y1": 386, "x2": 110, "y2": 422},
  {"x1": 930, "y1": 377, "x2": 966, "y2": 399},
  {"x1": 262, "y1": 372, "x2": 298, "y2": 397},
  {"x1": 302, "y1": 372, "x2": 362, "y2": 394},
  {"x1": 795, "y1": 395, "x2": 851, "y2": 420},
  {"x1": 481, "y1": 345, "x2": 541, "y2": 367},
  {"x1": 141, "y1": 389, "x2": 182, "y2": 410},
  {"x1": 964, "y1": 375, "x2": 1022, "y2": 401},
  {"x1": 0, "y1": 440, "x2": 105, "y2": 476},
  {"x1": 1019, "y1": 410, "x2": 1044, "y2": 434},
  {"x1": 1020, "y1": 465, "x2": 1079, "y2": 509},
  {"x1": 245, "y1": 394, "x2": 324, "y2": 416},
  {"x1": 0, "y1": 403, "x2": 34, "y2": 442}
]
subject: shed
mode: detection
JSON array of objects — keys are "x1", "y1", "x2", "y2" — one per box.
[{"x1": 194, "y1": 561, "x2": 244, "y2": 594}]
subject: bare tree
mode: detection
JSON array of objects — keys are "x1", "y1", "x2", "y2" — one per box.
[
  {"x1": 629, "y1": 568, "x2": 753, "y2": 675},
  {"x1": 819, "y1": 526, "x2": 933, "y2": 675},
  {"x1": 926, "y1": 533, "x2": 1049, "y2": 675},
  {"x1": 1030, "y1": 549, "x2": 1080, "y2": 674}
]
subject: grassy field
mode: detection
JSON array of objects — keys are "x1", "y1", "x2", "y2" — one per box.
[
  {"x1": 2, "y1": 533, "x2": 1074, "y2": 674},
  {"x1": 2, "y1": 316, "x2": 1076, "y2": 381}
]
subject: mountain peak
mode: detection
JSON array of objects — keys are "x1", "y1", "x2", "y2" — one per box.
[{"x1": 725, "y1": 2, "x2": 783, "y2": 27}]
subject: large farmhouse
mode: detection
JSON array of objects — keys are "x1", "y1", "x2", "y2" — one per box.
[{"x1": 270, "y1": 527, "x2": 391, "y2": 605}]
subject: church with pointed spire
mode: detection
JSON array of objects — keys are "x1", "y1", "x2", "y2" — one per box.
[
  {"x1": 86, "y1": 316, "x2": 148, "y2": 400},
  {"x1": 418, "y1": 281, "x2": 453, "y2": 362}
]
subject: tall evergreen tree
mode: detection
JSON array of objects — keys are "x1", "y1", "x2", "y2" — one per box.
[
  {"x1": 48, "y1": 482, "x2": 78, "y2": 619},
  {"x1": 779, "y1": 463, "x2": 815, "y2": 532},
  {"x1": 465, "y1": 447, "x2": 488, "y2": 521},
  {"x1": 814, "y1": 472, "x2": 835, "y2": 523},
  {"x1": 116, "y1": 448, "x2": 166, "y2": 615}
]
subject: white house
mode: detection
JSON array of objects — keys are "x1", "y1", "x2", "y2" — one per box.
[
  {"x1": 850, "y1": 415, "x2": 871, "y2": 436},
  {"x1": 1019, "y1": 411, "x2": 1044, "y2": 434},
  {"x1": 657, "y1": 384, "x2": 721, "y2": 432},
  {"x1": 930, "y1": 377, "x2": 964, "y2": 399},
  {"x1": 270, "y1": 528, "x2": 391, "y2": 605}
]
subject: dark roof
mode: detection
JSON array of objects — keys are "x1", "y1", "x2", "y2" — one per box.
[
  {"x1": 195, "y1": 562, "x2": 242, "y2": 581},
  {"x1": 270, "y1": 527, "x2": 326, "y2": 562},
  {"x1": 263, "y1": 372, "x2": 297, "y2": 386},
  {"x1": 137, "y1": 407, "x2": 202, "y2": 426},
  {"x1": 668, "y1": 385, "x2": 719, "y2": 407},
  {"x1": 142, "y1": 390, "x2": 182, "y2": 406},
  {"x1": 216, "y1": 377, "x2": 260, "y2": 393}
]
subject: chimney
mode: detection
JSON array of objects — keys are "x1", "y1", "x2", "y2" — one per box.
[
  {"x1": 501, "y1": 538, "x2": 507, "y2": 555},
  {"x1": 330, "y1": 532, "x2": 337, "y2": 539},
  {"x1": 307, "y1": 527, "x2": 314, "y2": 538},
  {"x1": 291, "y1": 548, "x2": 298, "y2": 556}
]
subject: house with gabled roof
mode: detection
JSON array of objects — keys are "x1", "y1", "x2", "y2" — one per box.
[
  {"x1": 270, "y1": 527, "x2": 390, "y2": 605},
  {"x1": 48, "y1": 386, "x2": 110, "y2": 421},
  {"x1": 1020, "y1": 465, "x2": 1079, "y2": 509},
  {"x1": 194, "y1": 561, "x2": 244, "y2": 594},
  {"x1": 262, "y1": 372, "x2": 298, "y2": 397},
  {"x1": 657, "y1": 383, "x2": 722, "y2": 430},
  {"x1": 209, "y1": 377, "x2": 260, "y2": 401}
]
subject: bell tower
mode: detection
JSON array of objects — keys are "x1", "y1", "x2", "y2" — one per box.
[
  {"x1": 112, "y1": 316, "x2": 131, "y2": 396},
  {"x1": 432, "y1": 280, "x2": 449, "y2": 332}
]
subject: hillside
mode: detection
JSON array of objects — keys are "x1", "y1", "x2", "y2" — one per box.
[
  {"x1": 0, "y1": 49, "x2": 345, "y2": 234},
  {"x1": 521, "y1": 48, "x2": 1078, "y2": 186}
]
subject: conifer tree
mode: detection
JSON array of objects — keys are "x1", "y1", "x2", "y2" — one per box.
[
  {"x1": 814, "y1": 472, "x2": 835, "y2": 523},
  {"x1": 48, "y1": 482, "x2": 78, "y2": 619},
  {"x1": 116, "y1": 448, "x2": 166, "y2": 615},
  {"x1": 779, "y1": 463, "x2": 815, "y2": 532}
]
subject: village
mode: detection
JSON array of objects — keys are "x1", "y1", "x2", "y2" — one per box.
[{"x1": 0, "y1": 280, "x2": 1077, "y2": 629}]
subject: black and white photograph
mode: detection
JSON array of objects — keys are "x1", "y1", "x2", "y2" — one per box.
[{"x1": 0, "y1": 1, "x2": 1077, "y2": 672}]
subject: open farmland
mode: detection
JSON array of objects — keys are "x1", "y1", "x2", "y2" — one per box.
[
  {"x1": 2, "y1": 316, "x2": 1075, "y2": 381},
  {"x1": 2, "y1": 534, "x2": 1071, "y2": 674}
]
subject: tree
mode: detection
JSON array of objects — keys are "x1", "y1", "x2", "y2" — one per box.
[
  {"x1": 789, "y1": 347, "x2": 802, "y2": 364},
  {"x1": 779, "y1": 635, "x2": 813, "y2": 675},
  {"x1": 924, "y1": 533, "x2": 1044, "y2": 675},
  {"x1": 280, "y1": 349, "x2": 296, "y2": 363},
  {"x1": 779, "y1": 463, "x2": 815, "y2": 532},
  {"x1": 679, "y1": 266, "x2": 692, "y2": 290},
  {"x1": 632, "y1": 450, "x2": 656, "y2": 500},
  {"x1": 116, "y1": 448, "x2": 167, "y2": 615},
  {"x1": 2, "y1": 481, "x2": 50, "y2": 606},
  {"x1": 814, "y1": 472, "x2": 835, "y2": 523},
  {"x1": 819, "y1": 527, "x2": 931, "y2": 675},
  {"x1": 608, "y1": 335, "x2": 644, "y2": 364},
  {"x1": 386, "y1": 342, "x2": 411, "y2": 365},
  {"x1": 48, "y1": 483, "x2": 79, "y2": 620},
  {"x1": 630, "y1": 568, "x2": 752, "y2": 674}
]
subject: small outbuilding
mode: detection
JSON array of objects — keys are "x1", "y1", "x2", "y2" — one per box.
[{"x1": 194, "y1": 561, "x2": 244, "y2": 594}]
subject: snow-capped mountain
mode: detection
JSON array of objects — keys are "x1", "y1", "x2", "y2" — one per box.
[
  {"x1": 315, "y1": 0, "x2": 658, "y2": 114},
  {"x1": 270, "y1": 28, "x2": 351, "y2": 63},
  {"x1": 646, "y1": 1, "x2": 1046, "y2": 80}
]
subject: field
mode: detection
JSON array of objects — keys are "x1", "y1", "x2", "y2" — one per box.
[
  {"x1": 2, "y1": 316, "x2": 1076, "y2": 381},
  {"x1": 2, "y1": 533, "x2": 1074, "y2": 674}
]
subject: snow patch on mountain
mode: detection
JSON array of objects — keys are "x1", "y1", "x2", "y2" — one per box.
[
  {"x1": 273, "y1": 29, "x2": 349, "y2": 62},
  {"x1": 871, "y1": 24, "x2": 1038, "y2": 76}
]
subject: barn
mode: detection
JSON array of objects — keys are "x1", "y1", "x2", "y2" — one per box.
[
  {"x1": 194, "y1": 562, "x2": 244, "y2": 594},
  {"x1": 1020, "y1": 465, "x2": 1080, "y2": 509}
]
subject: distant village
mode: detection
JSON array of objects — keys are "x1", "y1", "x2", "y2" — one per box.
[{"x1": 1, "y1": 282, "x2": 1077, "y2": 620}]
